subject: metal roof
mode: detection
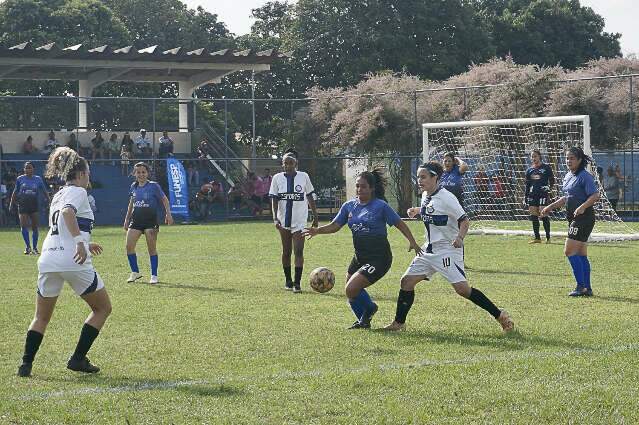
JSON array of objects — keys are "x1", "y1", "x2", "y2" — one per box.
[{"x1": 0, "y1": 42, "x2": 287, "y2": 83}]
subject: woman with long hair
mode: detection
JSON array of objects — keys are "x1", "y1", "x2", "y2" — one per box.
[
  {"x1": 524, "y1": 149, "x2": 555, "y2": 243},
  {"x1": 9, "y1": 161, "x2": 50, "y2": 254},
  {"x1": 541, "y1": 147, "x2": 600, "y2": 296},
  {"x1": 124, "y1": 162, "x2": 173, "y2": 284},
  {"x1": 18, "y1": 147, "x2": 111, "y2": 377},
  {"x1": 440, "y1": 152, "x2": 468, "y2": 206},
  {"x1": 304, "y1": 168, "x2": 422, "y2": 329}
]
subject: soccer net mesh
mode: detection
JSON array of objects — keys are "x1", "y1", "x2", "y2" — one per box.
[{"x1": 423, "y1": 115, "x2": 639, "y2": 241}]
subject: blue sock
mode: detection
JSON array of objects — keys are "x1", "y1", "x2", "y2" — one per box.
[
  {"x1": 32, "y1": 229, "x2": 39, "y2": 249},
  {"x1": 355, "y1": 289, "x2": 375, "y2": 312},
  {"x1": 580, "y1": 256, "x2": 591, "y2": 289},
  {"x1": 150, "y1": 255, "x2": 158, "y2": 276},
  {"x1": 21, "y1": 227, "x2": 30, "y2": 249},
  {"x1": 348, "y1": 298, "x2": 364, "y2": 320},
  {"x1": 127, "y1": 253, "x2": 139, "y2": 273},
  {"x1": 568, "y1": 255, "x2": 584, "y2": 287}
]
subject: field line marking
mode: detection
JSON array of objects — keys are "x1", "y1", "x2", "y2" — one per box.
[{"x1": 15, "y1": 343, "x2": 638, "y2": 401}]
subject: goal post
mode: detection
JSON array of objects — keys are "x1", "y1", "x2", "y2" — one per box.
[{"x1": 422, "y1": 115, "x2": 639, "y2": 242}]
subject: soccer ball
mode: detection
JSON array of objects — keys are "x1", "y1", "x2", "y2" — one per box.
[{"x1": 309, "y1": 267, "x2": 335, "y2": 293}]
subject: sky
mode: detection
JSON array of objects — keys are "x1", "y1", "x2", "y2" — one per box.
[{"x1": 183, "y1": 0, "x2": 638, "y2": 56}]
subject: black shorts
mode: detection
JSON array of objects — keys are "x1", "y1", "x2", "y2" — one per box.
[
  {"x1": 567, "y1": 213, "x2": 595, "y2": 242},
  {"x1": 17, "y1": 197, "x2": 38, "y2": 215},
  {"x1": 348, "y1": 255, "x2": 392, "y2": 284},
  {"x1": 526, "y1": 193, "x2": 550, "y2": 207},
  {"x1": 129, "y1": 210, "x2": 159, "y2": 232}
]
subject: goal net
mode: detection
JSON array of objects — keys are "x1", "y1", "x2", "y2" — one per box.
[{"x1": 422, "y1": 115, "x2": 639, "y2": 241}]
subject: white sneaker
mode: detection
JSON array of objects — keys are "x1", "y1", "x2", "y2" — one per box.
[
  {"x1": 127, "y1": 272, "x2": 142, "y2": 283},
  {"x1": 149, "y1": 275, "x2": 159, "y2": 284}
]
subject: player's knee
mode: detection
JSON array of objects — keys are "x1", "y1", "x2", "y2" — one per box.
[
  {"x1": 400, "y1": 275, "x2": 417, "y2": 291},
  {"x1": 345, "y1": 284, "x2": 359, "y2": 299},
  {"x1": 454, "y1": 284, "x2": 471, "y2": 298}
]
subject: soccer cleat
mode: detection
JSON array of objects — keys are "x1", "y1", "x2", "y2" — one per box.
[
  {"x1": 23, "y1": 248, "x2": 31, "y2": 255},
  {"x1": 347, "y1": 320, "x2": 370, "y2": 330},
  {"x1": 149, "y1": 275, "x2": 159, "y2": 284},
  {"x1": 568, "y1": 286, "x2": 591, "y2": 297},
  {"x1": 545, "y1": 238, "x2": 551, "y2": 244},
  {"x1": 497, "y1": 310, "x2": 515, "y2": 333},
  {"x1": 17, "y1": 363, "x2": 32, "y2": 377},
  {"x1": 284, "y1": 281, "x2": 293, "y2": 291},
  {"x1": 127, "y1": 272, "x2": 142, "y2": 283},
  {"x1": 293, "y1": 285, "x2": 302, "y2": 293},
  {"x1": 359, "y1": 303, "x2": 379, "y2": 328},
  {"x1": 67, "y1": 357, "x2": 100, "y2": 374},
  {"x1": 31, "y1": 248, "x2": 40, "y2": 255},
  {"x1": 528, "y1": 239, "x2": 542, "y2": 244},
  {"x1": 383, "y1": 321, "x2": 406, "y2": 332}
]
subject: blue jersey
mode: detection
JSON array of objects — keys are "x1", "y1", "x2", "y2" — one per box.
[
  {"x1": 14, "y1": 175, "x2": 47, "y2": 201},
  {"x1": 562, "y1": 169, "x2": 597, "y2": 216},
  {"x1": 440, "y1": 165, "x2": 463, "y2": 201},
  {"x1": 130, "y1": 181, "x2": 165, "y2": 214},
  {"x1": 525, "y1": 163, "x2": 555, "y2": 195},
  {"x1": 333, "y1": 198, "x2": 401, "y2": 258}
]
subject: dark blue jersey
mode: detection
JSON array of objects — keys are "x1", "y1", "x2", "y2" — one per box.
[
  {"x1": 525, "y1": 163, "x2": 555, "y2": 195},
  {"x1": 14, "y1": 175, "x2": 47, "y2": 201},
  {"x1": 130, "y1": 181, "x2": 165, "y2": 215},
  {"x1": 563, "y1": 169, "x2": 597, "y2": 216},
  {"x1": 333, "y1": 198, "x2": 401, "y2": 258},
  {"x1": 440, "y1": 164, "x2": 463, "y2": 201}
]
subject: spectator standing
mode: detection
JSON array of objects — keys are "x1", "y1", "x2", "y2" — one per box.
[
  {"x1": 105, "y1": 133, "x2": 119, "y2": 163},
  {"x1": 158, "y1": 131, "x2": 174, "y2": 158},
  {"x1": 604, "y1": 166, "x2": 620, "y2": 211},
  {"x1": 91, "y1": 131, "x2": 105, "y2": 161},
  {"x1": 120, "y1": 144, "x2": 132, "y2": 176},
  {"x1": 121, "y1": 132, "x2": 134, "y2": 156},
  {"x1": 135, "y1": 129, "x2": 151, "y2": 158},
  {"x1": 23, "y1": 136, "x2": 38, "y2": 154},
  {"x1": 186, "y1": 162, "x2": 199, "y2": 187},
  {"x1": 66, "y1": 133, "x2": 78, "y2": 152}
]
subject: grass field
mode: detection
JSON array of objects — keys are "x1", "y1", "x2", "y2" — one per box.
[{"x1": 1, "y1": 221, "x2": 638, "y2": 424}]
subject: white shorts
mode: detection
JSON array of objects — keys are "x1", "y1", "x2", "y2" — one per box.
[
  {"x1": 37, "y1": 270, "x2": 105, "y2": 298},
  {"x1": 402, "y1": 248, "x2": 466, "y2": 284},
  {"x1": 282, "y1": 224, "x2": 305, "y2": 234}
]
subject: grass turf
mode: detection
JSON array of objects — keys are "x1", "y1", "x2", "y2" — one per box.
[{"x1": 1, "y1": 221, "x2": 638, "y2": 424}]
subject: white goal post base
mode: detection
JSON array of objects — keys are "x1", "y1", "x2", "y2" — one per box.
[{"x1": 467, "y1": 228, "x2": 639, "y2": 242}]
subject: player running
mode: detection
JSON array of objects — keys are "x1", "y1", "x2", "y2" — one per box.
[
  {"x1": 17, "y1": 147, "x2": 111, "y2": 377},
  {"x1": 269, "y1": 150, "x2": 318, "y2": 293},
  {"x1": 524, "y1": 149, "x2": 555, "y2": 243},
  {"x1": 124, "y1": 162, "x2": 173, "y2": 284},
  {"x1": 384, "y1": 161, "x2": 514, "y2": 332},
  {"x1": 304, "y1": 169, "x2": 423, "y2": 329},
  {"x1": 9, "y1": 161, "x2": 50, "y2": 254},
  {"x1": 541, "y1": 147, "x2": 599, "y2": 297}
]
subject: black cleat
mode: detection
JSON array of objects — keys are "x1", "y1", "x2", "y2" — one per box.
[
  {"x1": 347, "y1": 320, "x2": 370, "y2": 329},
  {"x1": 293, "y1": 285, "x2": 302, "y2": 293},
  {"x1": 24, "y1": 248, "x2": 31, "y2": 255},
  {"x1": 359, "y1": 303, "x2": 379, "y2": 327},
  {"x1": 32, "y1": 248, "x2": 40, "y2": 255},
  {"x1": 284, "y1": 281, "x2": 293, "y2": 291},
  {"x1": 17, "y1": 363, "x2": 32, "y2": 377},
  {"x1": 67, "y1": 357, "x2": 100, "y2": 374},
  {"x1": 569, "y1": 286, "x2": 593, "y2": 297}
]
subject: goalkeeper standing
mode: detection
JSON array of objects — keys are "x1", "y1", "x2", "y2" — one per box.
[{"x1": 524, "y1": 149, "x2": 555, "y2": 243}]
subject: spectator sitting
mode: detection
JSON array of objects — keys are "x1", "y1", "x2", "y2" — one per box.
[
  {"x1": 135, "y1": 129, "x2": 151, "y2": 157},
  {"x1": 22, "y1": 136, "x2": 38, "y2": 154},
  {"x1": 91, "y1": 130, "x2": 105, "y2": 161},
  {"x1": 245, "y1": 172, "x2": 262, "y2": 215},
  {"x1": 258, "y1": 168, "x2": 273, "y2": 212},
  {"x1": 158, "y1": 131, "x2": 174, "y2": 158},
  {"x1": 106, "y1": 133, "x2": 119, "y2": 163},
  {"x1": 44, "y1": 130, "x2": 61, "y2": 153},
  {"x1": 228, "y1": 185, "x2": 243, "y2": 213},
  {"x1": 66, "y1": 133, "x2": 79, "y2": 151},
  {"x1": 121, "y1": 131, "x2": 134, "y2": 157}
]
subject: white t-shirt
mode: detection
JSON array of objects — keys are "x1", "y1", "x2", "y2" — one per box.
[
  {"x1": 419, "y1": 187, "x2": 467, "y2": 251},
  {"x1": 38, "y1": 185, "x2": 94, "y2": 273},
  {"x1": 269, "y1": 171, "x2": 315, "y2": 229}
]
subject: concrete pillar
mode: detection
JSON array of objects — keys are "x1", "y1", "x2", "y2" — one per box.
[
  {"x1": 78, "y1": 80, "x2": 94, "y2": 132},
  {"x1": 178, "y1": 81, "x2": 195, "y2": 133}
]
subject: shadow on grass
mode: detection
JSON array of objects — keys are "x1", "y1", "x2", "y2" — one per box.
[
  {"x1": 177, "y1": 383, "x2": 242, "y2": 398},
  {"x1": 468, "y1": 268, "x2": 559, "y2": 277},
  {"x1": 137, "y1": 281, "x2": 238, "y2": 293},
  {"x1": 372, "y1": 327, "x2": 587, "y2": 352},
  {"x1": 595, "y1": 295, "x2": 639, "y2": 305}
]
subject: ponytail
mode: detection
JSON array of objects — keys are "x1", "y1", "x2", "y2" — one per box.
[{"x1": 45, "y1": 147, "x2": 87, "y2": 182}]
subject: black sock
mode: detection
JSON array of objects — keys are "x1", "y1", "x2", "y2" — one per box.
[
  {"x1": 542, "y1": 217, "x2": 551, "y2": 239},
  {"x1": 22, "y1": 330, "x2": 44, "y2": 364},
  {"x1": 71, "y1": 324, "x2": 100, "y2": 361},
  {"x1": 530, "y1": 215, "x2": 540, "y2": 239},
  {"x1": 468, "y1": 288, "x2": 501, "y2": 319},
  {"x1": 294, "y1": 267, "x2": 303, "y2": 286},
  {"x1": 283, "y1": 266, "x2": 292, "y2": 284},
  {"x1": 394, "y1": 289, "x2": 415, "y2": 324}
]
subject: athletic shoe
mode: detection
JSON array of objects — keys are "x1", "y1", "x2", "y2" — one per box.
[
  {"x1": 23, "y1": 248, "x2": 31, "y2": 255},
  {"x1": 347, "y1": 320, "x2": 370, "y2": 329},
  {"x1": 127, "y1": 272, "x2": 142, "y2": 283},
  {"x1": 359, "y1": 303, "x2": 379, "y2": 328},
  {"x1": 293, "y1": 285, "x2": 302, "y2": 293},
  {"x1": 545, "y1": 238, "x2": 551, "y2": 244},
  {"x1": 67, "y1": 357, "x2": 100, "y2": 373},
  {"x1": 284, "y1": 281, "x2": 293, "y2": 291},
  {"x1": 17, "y1": 363, "x2": 32, "y2": 377},
  {"x1": 528, "y1": 239, "x2": 542, "y2": 244},
  {"x1": 568, "y1": 286, "x2": 591, "y2": 297},
  {"x1": 383, "y1": 321, "x2": 405, "y2": 332},
  {"x1": 31, "y1": 248, "x2": 40, "y2": 255},
  {"x1": 497, "y1": 310, "x2": 515, "y2": 333},
  {"x1": 149, "y1": 275, "x2": 159, "y2": 284}
]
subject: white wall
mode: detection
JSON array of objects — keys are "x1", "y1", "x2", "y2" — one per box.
[{"x1": 344, "y1": 158, "x2": 368, "y2": 200}]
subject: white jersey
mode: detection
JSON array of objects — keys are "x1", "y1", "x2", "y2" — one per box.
[
  {"x1": 269, "y1": 171, "x2": 315, "y2": 230},
  {"x1": 419, "y1": 187, "x2": 467, "y2": 252},
  {"x1": 38, "y1": 185, "x2": 94, "y2": 273}
]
